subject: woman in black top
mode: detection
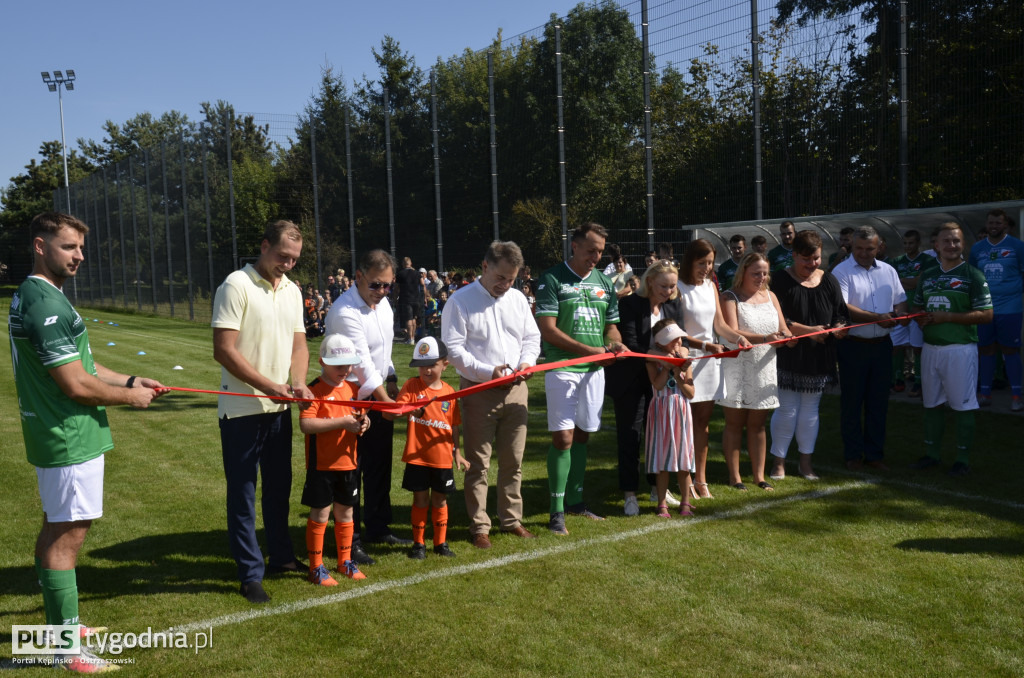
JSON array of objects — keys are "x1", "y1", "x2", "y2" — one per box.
[
  {"x1": 606, "y1": 260, "x2": 690, "y2": 515},
  {"x1": 768, "y1": 230, "x2": 848, "y2": 480}
]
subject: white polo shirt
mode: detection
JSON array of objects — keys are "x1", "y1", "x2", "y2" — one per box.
[
  {"x1": 325, "y1": 285, "x2": 395, "y2": 399},
  {"x1": 834, "y1": 256, "x2": 906, "y2": 339},
  {"x1": 212, "y1": 264, "x2": 305, "y2": 418},
  {"x1": 442, "y1": 280, "x2": 541, "y2": 384}
]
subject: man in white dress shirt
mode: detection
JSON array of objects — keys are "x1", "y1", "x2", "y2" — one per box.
[
  {"x1": 442, "y1": 241, "x2": 541, "y2": 548},
  {"x1": 833, "y1": 226, "x2": 908, "y2": 471},
  {"x1": 325, "y1": 249, "x2": 411, "y2": 563}
]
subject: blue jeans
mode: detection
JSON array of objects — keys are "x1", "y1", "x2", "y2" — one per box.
[
  {"x1": 220, "y1": 411, "x2": 297, "y2": 584},
  {"x1": 837, "y1": 337, "x2": 893, "y2": 462}
]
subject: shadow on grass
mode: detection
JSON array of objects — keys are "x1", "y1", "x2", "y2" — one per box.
[{"x1": 895, "y1": 536, "x2": 1024, "y2": 556}]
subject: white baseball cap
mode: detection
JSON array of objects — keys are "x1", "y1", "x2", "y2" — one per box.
[
  {"x1": 320, "y1": 333, "x2": 361, "y2": 365},
  {"x1": 409, "y1": 336, "x2": 448, "y2": 367},
  {"x1": 654, "y1": 323, "x2": 686, "y2": 346}
]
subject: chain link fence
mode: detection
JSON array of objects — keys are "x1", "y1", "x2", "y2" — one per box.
[{"x1": 55, "y1": 0, "x2": 1022, "y2": 319}]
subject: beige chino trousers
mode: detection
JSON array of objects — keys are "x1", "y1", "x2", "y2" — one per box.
[{"x1": 459, "y1": 377, "x2": 530, "y2": 535}]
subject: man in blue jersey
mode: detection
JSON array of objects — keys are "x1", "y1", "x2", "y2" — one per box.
[{"x1": 969, "y1": 209, "x2": 1024, "y2": 411}]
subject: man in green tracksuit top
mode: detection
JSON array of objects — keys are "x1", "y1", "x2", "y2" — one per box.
[
  {"x1": 535, "y1": 222, "x2": 625, "y2": 535},
  {"x1": 10, "y1": 212, "x2": 164, "y2": 672}
]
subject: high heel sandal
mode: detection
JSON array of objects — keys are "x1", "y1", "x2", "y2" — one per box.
[
  {"x1": 694, "y1": 481, "x2": 714, "y2": 499},
  {"x1": 679, "y1": 502, "x2": 695, "y2": 517},
  {"x1": 688, "y1": 484, "x2": 698, "y2": 500},
  {"x1": 655, "y1": 504, "x2": 671, "y2": 518}
]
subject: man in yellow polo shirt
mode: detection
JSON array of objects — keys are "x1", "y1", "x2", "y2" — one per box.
[{"x1": 212, "y1": 220, "x2": 315, "y2": 603}]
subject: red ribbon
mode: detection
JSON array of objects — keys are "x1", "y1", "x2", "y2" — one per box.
[{"x1": 162, "y1": 312, "x2": 924, "y2": 413}]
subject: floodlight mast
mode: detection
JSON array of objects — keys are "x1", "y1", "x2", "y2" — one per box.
[{"x1": 41, "y1": 69, "x2": 77, "y2": 213}]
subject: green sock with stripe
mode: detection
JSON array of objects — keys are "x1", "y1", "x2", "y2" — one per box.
[
  {"x1": 922, "y1": 407, "x2": 944, "y2": 461},
  {"x1": 565, "y1": 443, "x2": 588, "y2": 507},
  {"x1": 547, "y1": 445, "x2": 570, "y2": 513},
  {"x1": 955, "y1": 409, "x2": 975, "y2": 465}
]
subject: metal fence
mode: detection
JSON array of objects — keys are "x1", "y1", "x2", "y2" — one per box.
[{"x1": 55, "y1": 0, "x2": 1022, "y2": 320}]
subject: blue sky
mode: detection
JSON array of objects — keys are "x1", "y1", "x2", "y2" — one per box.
[{"x1": 0, "y1": 0, "x2": 587, "y2": 204}]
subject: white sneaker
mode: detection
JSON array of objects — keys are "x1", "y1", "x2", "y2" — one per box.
[
  {"x1": 53, "y1": 646, "x2": 120, "y2": 673},
  {"x1": 663, "y1": 490, "x2": 681, "y2": 507},
  {"x1": 624, "y1": 495, "x2": 640, "y2": 516}
]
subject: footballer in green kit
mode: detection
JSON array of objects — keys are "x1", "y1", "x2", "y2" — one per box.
[
  {"x1": 910, "y1": 222, "x2": 992, "y2": 477},
  {"x1": 535, "y1": 222, "x2": 625, "y2": 534},
  {"x1": 10, "y1": 212, "x2": 164, "y2": 673}
]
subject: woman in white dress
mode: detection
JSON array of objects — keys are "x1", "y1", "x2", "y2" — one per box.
[
  {"x1": 717, "y1": 253, "x2": 796, "y2": 491},
  {"x1": 677, "y1": 239, "x2": 752, "y2": 498}
]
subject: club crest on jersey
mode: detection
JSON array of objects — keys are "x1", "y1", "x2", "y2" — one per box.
[
  {"x1": 949, "y1": 279, "x2": 963, "y2": 289},
  {"x1": 594, "y1": 289, "x2": 606, "y2": 299},
  {"x1": 440, "y1": 401, "x2": 451, "y2": 413}
]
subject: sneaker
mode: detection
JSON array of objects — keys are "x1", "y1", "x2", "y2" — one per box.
[
  {"x1": 978, "y1": 394, "x2": 992, "y2": 407},
  {"x1": 663, "y1": 490, "x2": 681, "y2": 508},
  {"x1": 908, "y1": 382, "x2": 922, "y2": 398},
  {"x1": 948, "y1": 461, "x2": 970, "y2": 477},
  {"x1": 892, "y1": 379, "x2": 906, "y2": 393},
  {"x1": 79, "y1": 625, "x2": 108, "y2": 641},
  {"x1": 623, "y1": 495, "x2": 640, "y2": 516},
  {"x1": 649, "y1": 489, "x2": 658, "y2": 503},
  {"x1": 566, "y1": 503, "x2": 605, "y2": 520},
  {"x1": 433, "y1": 542, "x2": 456, "y2": 557},
  {"x1": 548, "y1": 512, "x2": 569, "y2": 536},
  {"x1": 307, "y1": 564, "x2": 338, "y2": 587},
  {"x1": 909, "y1": 456, "x2": 937, "y2": 473},
  {"x1": 909, "y1": 455, "x2": 940, "y2": 470},
  {"x1": 1012, "y1": 396, "x2": 1023, "y2": 413},
  {"x1": 408, "y1": 543, "x2": 426, "y2": 560},
  {"x1": 350, "y1": 544, "x2": 376, "y2": 566},
  {"x1": 54, "y1": 647, "x2": 120, "y2": 673},
  {"x1": 240, "y1": 581, "x2": 270, "y2": 603},
  {"x1": 339, "y1": 559, "x2": 366, "y2": 580}
]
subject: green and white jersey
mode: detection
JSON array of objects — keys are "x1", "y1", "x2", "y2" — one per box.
[
  {"x1": 717, "y1": 258, "x2": 740, "y2": 292},
  {"x1": 890, "y1": 252, "x2": 930, "y2": 282},
  {"x1": 911, "y1": 261, "x2": 992, "y2": 346},
  {"x1": 535, "y1": 263, "x2": 619, "y2": 373},
  {"x1": 8, "y1": 276, "x2": 113, "y2": 468},
  {"x1": 767, "y1": 244, "x2": 793, "y2": 272}
]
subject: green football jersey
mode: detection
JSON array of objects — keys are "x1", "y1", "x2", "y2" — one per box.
[
  {"x1": 891, "y1": 252, "x2": 931, "y2": 281},
  {"x1": 9, "y1": 276, "x2": 113, "y2": 467},
  {"x1": 535, "y1": 262, "x2": 619, "y2": 373},
  {"x1": 717, "y1": 258, "x2": 740, "y2": 292},
  {"x1": 911, "y1": 261, "x2": 992, "y2": 346},
  {"x1": 767, "y1": 244, "x2": 793, "y2": 272}
]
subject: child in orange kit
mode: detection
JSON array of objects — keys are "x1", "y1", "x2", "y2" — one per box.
[
  {"x1": 299, "y1": 334, "x2": 371, "y2": 585},
  {"x1": 384, "y1": 337, "x2": 468, "y2": 559}
]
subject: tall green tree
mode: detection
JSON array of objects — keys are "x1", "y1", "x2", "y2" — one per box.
[
  {"x1": 350, "y1": 36, "x2": 434, "y2": 262},
  {"x1": 0, "y1": 142, "x2": 93, "y2": 281}
]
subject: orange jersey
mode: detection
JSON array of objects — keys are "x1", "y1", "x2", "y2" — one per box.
[
  {"x1": 396, "y1": 377, "x2": 461, "y2": 468},
  {"x1": 300, "y1": 377, "x2": 360, "y2": 471}
]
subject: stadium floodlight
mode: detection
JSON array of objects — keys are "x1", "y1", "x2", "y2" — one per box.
[{"x1": 40, "y1": 68, "x2": 77, "y2": 213}]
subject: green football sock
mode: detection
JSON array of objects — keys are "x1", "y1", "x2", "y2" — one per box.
[
  {"x1": 923, "y1": 407, "x2": 944, "y2": 461},
  {"x1": 39, "y1": 568, "x2": 78, "y2": 626},
  {"x1": 565, "y1": 443, "x2": 589, "y2": 507},
  {"x1": 892, "y1": 348, "x2": 904, "y2": 382},
  {"x1": 955, "y1": 410, "x2": 975, "y2": 464},
  {"x1": 547, "y1": 445, "x2": 570, "y2": 514},
  {"x1": 34, "y1": 556, "x2": 50, "y2": 621}
]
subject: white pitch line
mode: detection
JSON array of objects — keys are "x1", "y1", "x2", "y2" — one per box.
[
  {"x1": 816, "y1": 467, "x2": 1024, "y2": 511},
  {"x1": 162, "y1": 482, "x2": 867, "y2": 636}
]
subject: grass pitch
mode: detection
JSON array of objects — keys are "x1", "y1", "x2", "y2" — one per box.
[{"x1": 1, "y1": 300, "x2": 1021, "y2": 676}]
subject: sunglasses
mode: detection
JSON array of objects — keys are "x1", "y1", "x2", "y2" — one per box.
[{"x1": 367, "y1": 281, "x2": 392, "y2": 291}]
